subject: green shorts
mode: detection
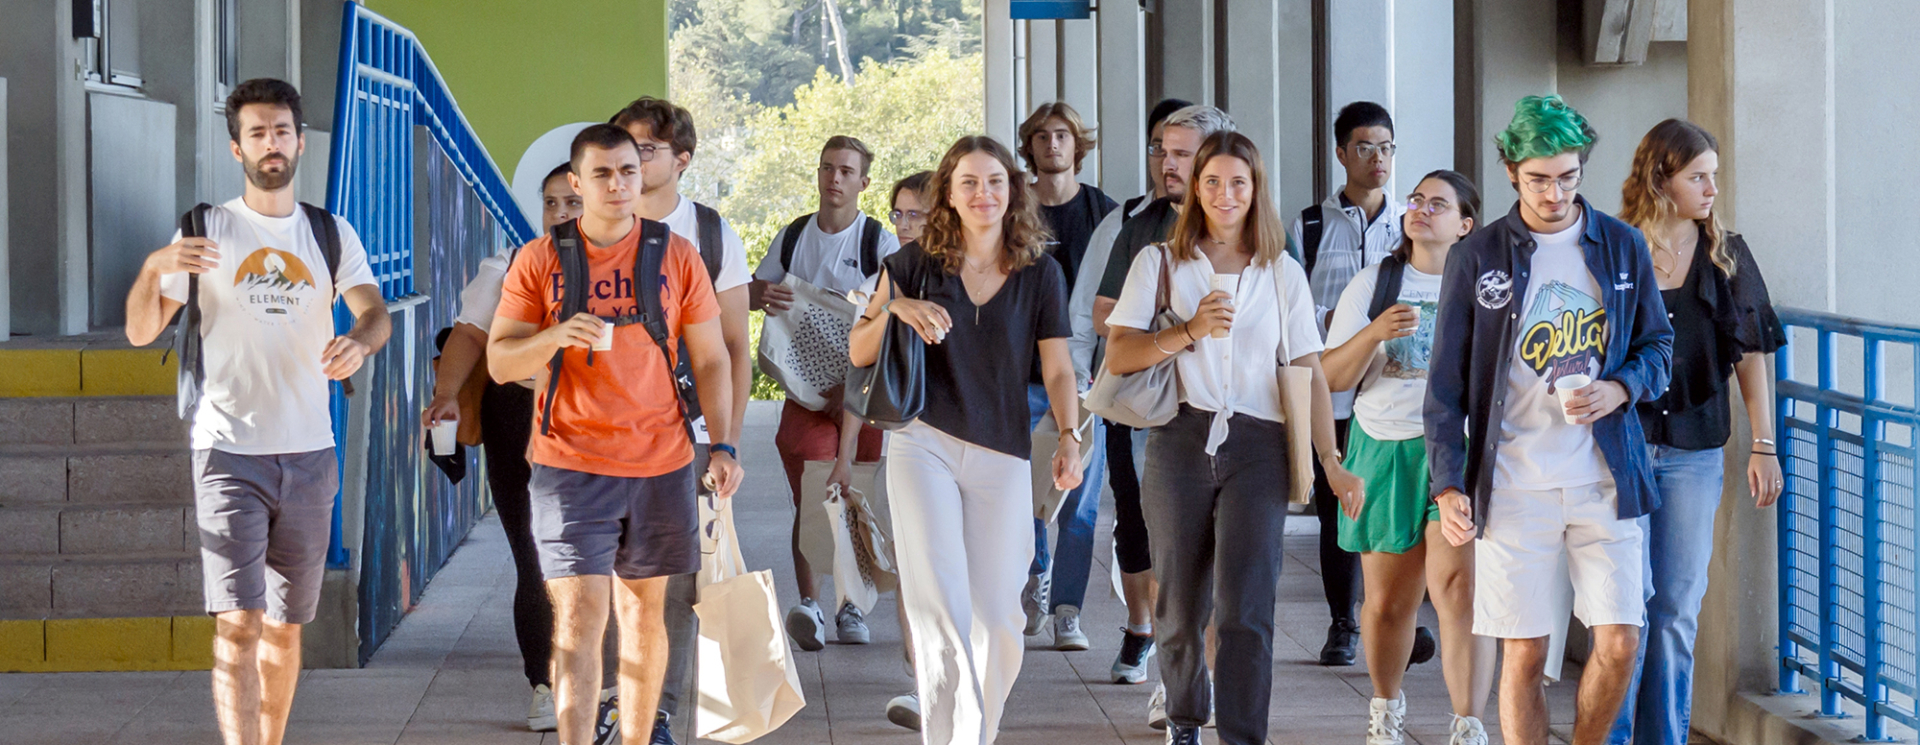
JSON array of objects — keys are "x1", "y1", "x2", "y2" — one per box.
[{"x1": 1336, "y1": 425, "x2": 1437, "y2": 555}]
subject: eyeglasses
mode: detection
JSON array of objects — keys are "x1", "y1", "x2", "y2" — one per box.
[
  {"x1": 634, "y1": 144, "x2": 667, "y2": 162},
  {"x1": 1521, "y1": 172, "x2": 1582, "y2": 194},
  {"x1": 1349, "y1": 142, "x2": 1396, "y2": 160},
  {"x1": 1406, "y1": 195, "x2": 1455, "y2": 216},
  {"x1": 1146, "y1": 143, "x2": 1166, "y2": 157},
  {"x1": 889, "y1": 209, "x2": 925, "y2": 224}
]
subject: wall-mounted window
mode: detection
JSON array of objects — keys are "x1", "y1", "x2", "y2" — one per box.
[{"x1": 74, "y1": 0, "x2": 143, "y2": 89}]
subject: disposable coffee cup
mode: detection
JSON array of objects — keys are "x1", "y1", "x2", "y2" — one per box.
[
  {"x1": 430, "y1": 419, "x2": 458, "y2": 456},
  {"x1": 591, "y1": 321, "x2": 613, "y2": 351},
  {"x1": 1553, "y1": 374, "x2": 1594, "y2": 424},
  {"x1": 1209, "y1": 273, "x2": 1239, "y2": 339}
]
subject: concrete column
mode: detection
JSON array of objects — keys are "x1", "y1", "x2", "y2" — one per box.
[
  {"x1": 1325, "y1": 0, "x2": 1393, "y2": 195},
  {"x1": 1391, "y1": 1, "x2": 1452, "y2": 196},
  {"x1": 984, "y1": 0, "x2": 1018, "y2": 146},
  {"x1": 1221, "y1": 0, "x2": 1282, "y2": 192},
  {"x1": 1096, "y1": 0, "x2": 1146, "y2": 198},
  {"x1": 0, "y1": 77, "x2": 8, "y2": 340},
  {"x1": 1458, "y1": 0, "x2": 1555, "y2": 195},
  {"x1": 1058, "y1": 18, "x2": 1100, "y2": 184},
  {"x1": 1273, "y1": 0, "x2": 1315, "y2": 214},
  {"x1": 1158, "y1": 0, "x2": 1214, "y2": 106},
  {"x1": 55, "y1": 11, "x2": 89, "y2": 334},
  {"x1": 1026, "y1": 19, "x2": 1058, "y2": 110}
]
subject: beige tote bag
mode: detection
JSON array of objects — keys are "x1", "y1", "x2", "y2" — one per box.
[
  {"x1": 1272, "y1": 262, "x2": 1317, "y2": 505},
  {"x1": 694, "y1": 498, "x2": 807, "y2": 743}
]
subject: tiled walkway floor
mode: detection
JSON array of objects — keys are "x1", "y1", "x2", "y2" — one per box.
[{"x1": 1, "y1": 402, "x2": 1582, "y2": 744}]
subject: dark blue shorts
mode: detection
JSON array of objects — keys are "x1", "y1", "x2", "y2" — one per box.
[{"x1": 528, "y1": 463, "x2": 698, "y2": 581}]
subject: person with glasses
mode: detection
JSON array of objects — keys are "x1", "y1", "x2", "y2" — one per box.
[
  {"x1": 890, "y1": 170, "x2": 933, "y2": 243},
  {"x1": 1014, "y1": 101, "x2": 1118, "y2": 652},
  {"x1": 1324, "y1": 171, "x2": 1489, "y2": 745},
  {"x1": 1288, "y1": 101, "x2": 1431, "y2": 669},
  {"x1": 749, "y1": 135, "x2": 901, "y2": 651},
  {"x1": 1426, "y1": 94, "x2": 1672, "y2": 745}
]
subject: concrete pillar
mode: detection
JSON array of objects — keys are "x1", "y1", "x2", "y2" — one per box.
[
  {"x1": 1158, "y1": 0, "x2": 1215, "y2": 106},
  {"x1": 1058, "y1": 18, "x2": 1100, "y2": 184},
  {"x1": 984, "y1": 0, "x2": 1018, "y2": 146},
  {"x1": 1221, "y1": 0, "x2": 1283, "y2": 192},
  {"x1": 0, "y1": 77, "x2": 8, "y2": 340},
  {"x1": 1457, "y1": 0, "x2": 1555, "y2": 195},
  {"x1": 1097, "y1": 0, "x2": 1146, "y2": 198},
  {"x1": 1391, "y1": 1, "x2": 1452, "y2": 197},
  {"x1": 1273, "y1": 0, "x2": 1315, "y2": 214},
  {"x1": 1026, "y1": 19, "x2": 1058, "y2": 110},
  {"x1": 1325, "y1": 0, "x2": 1392, "y2": 194}
]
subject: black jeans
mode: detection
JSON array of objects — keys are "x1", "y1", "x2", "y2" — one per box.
[
  {"x1": 481, "y1": 382, "x2": 550, "y2": 689},
  {"x1": 1143, "y1": 406, "x2": 1290, "y2": 745},
  {"x1": 1105, "y1": 421, "x2": 1153, "y2": 574},
  {"x1": 1313, "y1": 417, "x2": 1360, "y2": 624}
]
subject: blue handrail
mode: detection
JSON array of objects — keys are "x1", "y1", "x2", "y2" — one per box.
[
  {"x1": 1776, "y1": 307, "x2": 1920, "y2": 742},
  {"x1": 322, "y1": 0, "x2": 534, "y2": 569}
]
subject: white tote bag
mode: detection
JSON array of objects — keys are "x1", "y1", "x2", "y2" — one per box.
[
  {"x1": 823, "y1": 482, "x2": 899, "y2": 613},
  {"x1": 797, "y1": 460, "x2": 886, "y2": 580},
  {"x1": 694, "y1": 498, "x2": 807, "y2": 743},
  {"x1": 755, "y1": 276, "x2": 858, "y2": 412}
]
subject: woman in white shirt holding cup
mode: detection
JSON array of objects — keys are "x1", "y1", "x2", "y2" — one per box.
[{"x1": 1104, "y1": 131, "x2": 1361, "y2": 745}]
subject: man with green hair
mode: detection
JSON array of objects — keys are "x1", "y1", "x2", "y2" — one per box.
[{"x1": 1423, "y1": 94, "x2": 1672, "y2": 745}]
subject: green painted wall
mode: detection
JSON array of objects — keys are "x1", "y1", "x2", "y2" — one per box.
[{"x1": 365, "y1": 0, "x2": 668, "y2": 170}]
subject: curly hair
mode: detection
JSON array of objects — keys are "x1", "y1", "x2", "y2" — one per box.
[
  {"x1": 1495, "y1": 94, "x2": 1597, "y2": 165},
  {"x1": 918, "y1": 136, "x2": 1051, "y2": 274},
  {"x1": 1018, "y1": 102, "x2": 1098, "y2": 173},
  {"x1": 1166, "y1": 131, "x2": 1287, "y2": 267},
  {"x1": 1621, "y1": 119, "x2": 1734, "y2": 277}
]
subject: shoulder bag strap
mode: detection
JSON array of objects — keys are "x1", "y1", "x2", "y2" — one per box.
[
  {"x1": 860, "y1": 215, "x2": 882, "y2": 276},
  {"x1": 693, "y1": 202, "x2": 725, "y2": 282},
  {"x1": 635, "y1": 220, "x2": 697, "y2": 444},
  {"x1": 778, "y1": 213, "x2": 813, "y2": 275},
  {"x1": 1367, "y1": 255, "x2": 1407, "y2": 321},
  {"x1": 540, "y1": 220, "x2": 590, "y2": 436},
  {"x1": 1300, "y1": 204, "x2": 1325, "y2": 277}
]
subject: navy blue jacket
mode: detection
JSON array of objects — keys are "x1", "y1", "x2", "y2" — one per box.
[{"x1": 1423, "y1": 196, "x2": 1673, "y2": 533}]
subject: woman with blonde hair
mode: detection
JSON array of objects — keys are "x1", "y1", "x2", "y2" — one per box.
[
  {"x1": 1607, "y1": 118, "x2": 1786, "y2": 745},
  {"x1": 850, "y1": 135, "x2": 1082, "y2": 745},
  {"x1": 1104, "y1": 130, "x2": 1361, "y2": 745}
]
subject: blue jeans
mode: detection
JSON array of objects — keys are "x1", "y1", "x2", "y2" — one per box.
[
  {"x1": 1027, "y1": 383, "x2": 1106, "y2": 611},
  {"x1": 1609, "y1": 444, "x2": 1726, "y2": 745}
]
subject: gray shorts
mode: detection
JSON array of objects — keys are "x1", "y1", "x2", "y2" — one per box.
[
  {"x1": 193, "y1": 448, "x2": 339, "y2": 625},
  {"x1": 529, "y1": 464, "x2": 699, "y2": 581}
]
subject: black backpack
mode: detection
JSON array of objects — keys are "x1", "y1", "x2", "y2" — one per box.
[
  {"x1": 169, "y1": 202, "x2": 342, "y2": 420},
  {"x1": 778, "y1": 212, "x2": 882, "y2": 278},
  {"x1": 1299, "y1": 204, "x2": 1325, "y2": 277},
  {"x1": 539, "y1": 218, "x2": 697, "y2": 442},
  {"x1": 691, "y1": 202, "x2": 725, "y2": 281},
  {"x1": 1366, "y1": 253, "x2": 1408, "y2": 321}
]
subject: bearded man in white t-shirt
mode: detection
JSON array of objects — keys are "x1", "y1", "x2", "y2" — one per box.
[{"x1": 123, "y1": 78, "x2": 392, "y2": 745}]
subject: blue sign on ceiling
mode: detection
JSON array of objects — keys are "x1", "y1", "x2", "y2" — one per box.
[{"x1": 1011, "y1": 0, "x2": 1093, "y2": 20}]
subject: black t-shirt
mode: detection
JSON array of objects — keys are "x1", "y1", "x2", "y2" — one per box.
[
  {"x1": 883, "y1": 242, "x2": 1072, "y2": 458},
  {"x1": 1095, "y1": 197, "x2": 1181, "y2": 299},
  {"x1": 1038, "y1": 184, "x2": 1119, "y2": 295}
]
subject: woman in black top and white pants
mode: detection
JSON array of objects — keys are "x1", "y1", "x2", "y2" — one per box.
[
  {"x1": 1105, "y1": 131, "x2": 1363, "y2": 745},
  {"x1": 850, "y1": 135, "x2": 1083, "y2": 745}
]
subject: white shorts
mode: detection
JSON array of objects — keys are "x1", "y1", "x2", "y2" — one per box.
[{"x1": 1473, "y1": 480, "x2": 1644, "y2": 639}]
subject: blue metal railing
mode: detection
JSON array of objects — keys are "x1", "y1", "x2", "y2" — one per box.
[
  {"x1": 1777, "y1": 307, "x2": 1920, "y2": 741},
  {"x1": 322, "y1": 1, "x2": 534, "y2": 660}
]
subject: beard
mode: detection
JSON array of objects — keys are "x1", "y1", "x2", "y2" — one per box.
[{"x1": 243, "y1": 152, "x2": 299, "y2": 191}]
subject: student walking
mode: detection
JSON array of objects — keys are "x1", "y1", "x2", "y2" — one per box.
[
  {"x1": 1606, "y1": 119, "x2": 1786, "y2": 745},
  {"x1": 1323, "y1": 170, "x2": 1488, "y2": 745},
  {"x1": 488, "y1": 124, "x2": 744, "y2": 745},
  {"x1": 1104, "y1": 131, "x2": 1360, "y2": 745},
  {"x1": 123, "y1": 78, "x2": 393, "y2": 745},
  {"x1": 750, "y1": 136, "x2": 901, "y2": 651},
  {"x1": 881, "y1": 169, "x2": 933, "y2": 733},
  {"x1": 1017, "y1": 101, "x2": 1117, "y2": 650},
  {"x1": 1427, "y1": 95, "x2": 1673, "y2": 745},
  {"x1": 849, "y1": 135, "x2": 1082, "y2": 745}
]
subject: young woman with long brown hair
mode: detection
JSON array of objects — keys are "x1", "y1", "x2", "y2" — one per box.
[
  {"x1": 849, "y1": 135, "x2": 1082, "y2": 745},
  {"x1": 1607, "y1": 118, "x2": 1786, "y2": 745},
  {"x1": 1103, "y1": 131, "x2": 1361, "y2": 745}
]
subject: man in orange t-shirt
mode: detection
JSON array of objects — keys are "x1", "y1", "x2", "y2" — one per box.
[{"x1": 488, "y1": 124, "x2": 743, "y2": 745}]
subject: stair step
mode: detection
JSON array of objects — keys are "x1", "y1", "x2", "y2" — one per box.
[
  {"x1": 0, "y1": 552, "x2": 203, "y2": 620},
  {"x1": 0, "y1": 396, "x2": 183, "y2": 446},
  {"x1": 0, "y1": 443, "x2": 191, "y2": 505},
  {"x1": 0, "y1": 503, "x2": 193, "y2": 557}
]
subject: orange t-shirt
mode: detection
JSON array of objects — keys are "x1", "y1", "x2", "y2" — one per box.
[{"x1": 496, "y1": 220, "x2": 720, "y2": 478}]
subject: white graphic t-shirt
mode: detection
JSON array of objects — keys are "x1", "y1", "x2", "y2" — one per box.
[
  {"x1": 160, "y1": 198, "x2": 377, "y2": 454},
  {"x1": 1495, "y1": 215, "x2": 1611, "y2": 489},
  {"x1": 752, "y1": 213, "x2": 901, "y2": 295},
  {"x1": 1325, "y1": 261, "x2": 1442, "y2": 442}
]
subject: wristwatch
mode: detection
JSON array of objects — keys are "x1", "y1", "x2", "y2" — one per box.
[
  {"x1": 708, "y1": 443, "x2": 738, "y2": 459},
  {"x1": 1059, "y1": 426, "x2": 1084, "y2": 443}
]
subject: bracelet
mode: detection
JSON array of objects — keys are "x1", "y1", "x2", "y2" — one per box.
[
  {"x1": 1752, "y1": 449, "x2": 1777, "y2": 456},
  {"x1": 1181, "y1": 322, "x2": 1197, "y2": 344},
  {"x1": 707, "y1": 443, "x2": 738, "y2": 459},
  {"x1": 1754, "y1": 437, "x2": 1776, "y2": 447},
  {"x1": 1152, "y1": 328, "x2": 1180, "y2": 355}
]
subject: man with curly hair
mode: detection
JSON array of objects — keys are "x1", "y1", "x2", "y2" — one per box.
[{"x1": 1423, "y1": 95, "x2": 1673, "y2": 745}]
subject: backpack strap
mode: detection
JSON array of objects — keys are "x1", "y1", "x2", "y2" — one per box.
[
  {"x1": 859, "y1": 215, "x2": 882, "y2": 277},
  {"x1": 299, "y1": 203, "x2": 343, "y2": 301},
  {"x1": 1300, "y1": 204, "x2": 1325, "y2": 277},
  {"x1": 1122, "y1": 194, "x2": 1147, "y2": 217},
  {"x1": 167, "y1": 203, "x2": 215, "y2": 420},
  {"x1": 1367, "y1": 254, "x2": 1408, "y2": 321},
  {"x1": 632, "y1": 219, "x2": 699, "y2": 444},
  {"x1": 539, "y1": 220, "x2": 591, "y2": 437},
  {"x1": 777, "y1": 213, "x2": 813, "y2": 276},
  {"x1": 692, "y1": 201, "x2": 725, "y2": 282}
]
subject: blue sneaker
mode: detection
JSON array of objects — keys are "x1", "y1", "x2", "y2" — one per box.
[
  {"x1": 651, "y1": 710, "x2": 677, "y2": 744},
  {"x1": 593, "y1": 688, "x2": 619, "y2": 745}
]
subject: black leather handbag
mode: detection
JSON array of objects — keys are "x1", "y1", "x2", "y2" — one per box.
[{"x1": 844, "y1": 262, "x2": 927, "y2": 430}]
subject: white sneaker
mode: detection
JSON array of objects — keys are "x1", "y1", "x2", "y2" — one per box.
[
  {"x1": 1147, "y1": 683, "x2": 1169, "y2": 730},
  {"x1": 785, "y1": 598, "x2": 826, "y2": 651},
  {"x1": 1054, "y1": 605, "x2": 1090, "y2": 650},
  {"x1": 836, "y1": 601, "x2": 871, "y2": 644},
  {"x1": 1366, "y1": 692, "x2": 1407, "y2": 745},
  {"x1": 886, "y1": 692, "x2": 922, "y2": 731},
  {"x1": 528, "y1": 683, "x2": 557, "y2": 732},
  {"x1": 1448, "y1": 714, "x2": 1489, "y2": 745},
  {"x1": 1022, "y1": 573, "x2": 1051, "y2": 636}
]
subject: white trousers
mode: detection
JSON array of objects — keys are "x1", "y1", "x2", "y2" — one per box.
[{"x1": 886, "y1": 420, "x2": 1034, "y2": 745}]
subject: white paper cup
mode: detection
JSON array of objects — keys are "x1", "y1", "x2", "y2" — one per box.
[
  {"x1": 591, "y1": 321, "x2": 613, "y2": 351},
  {"x1": 430, "y1": 419, "x2": 459, "y2": 456},
  {"x1": 1209, "y1": 273, "x2": 1238, "y2": 339},
  {"x1": 1554, "y1": 374, "x2": 1594, "y2": 424}
]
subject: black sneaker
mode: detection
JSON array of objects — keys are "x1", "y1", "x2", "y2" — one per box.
[
  {"x1": 1319, "y1": 618, "x2": 1360, "y2": 666},
  {"x1": 1165, "y1": 723, "x2": 1203, "y2": 744},
  {"x1": 651, "y1": 710, "x2": 677, "y2": 744},
  {"x1": 1111, "y1": 629, "x2": 1156, "y2": 684},
  {"x1": 1407, "y1": 625, "x2": 1437, "y2": 669},
  {"x1": 593, "y1": 690, "x2": 620, "y2": 745}
]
